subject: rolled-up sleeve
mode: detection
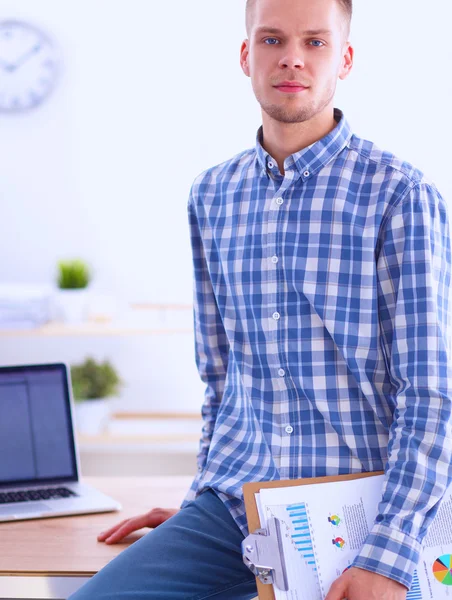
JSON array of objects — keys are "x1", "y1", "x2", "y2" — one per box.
[
  {"x1": 351, "y1": 182, "x2": 452, "y2": 589},
  {"x1": 181, "y1": 184, "x2": 229, "y2": 507}
]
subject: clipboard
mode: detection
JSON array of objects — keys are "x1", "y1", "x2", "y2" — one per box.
[{"x1": 242, "y1": 470, "x2": 385, "y2": 600}]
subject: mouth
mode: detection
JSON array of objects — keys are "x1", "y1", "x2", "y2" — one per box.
[{"x1": 275, "y1": 85, "x2": 308, "y2": 94}]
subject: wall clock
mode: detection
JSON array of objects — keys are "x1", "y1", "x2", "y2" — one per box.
[{"x1": 0, "y1": 20, "x2": 59, "y2": 112}]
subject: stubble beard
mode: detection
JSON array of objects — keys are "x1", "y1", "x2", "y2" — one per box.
[{"x1": 256, "y1": 82, "x2": 336, "y2": 125}]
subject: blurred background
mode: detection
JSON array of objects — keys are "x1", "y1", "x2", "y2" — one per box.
[{"x1": 0, "y1": 0, "x2": 450, "y2": 478}]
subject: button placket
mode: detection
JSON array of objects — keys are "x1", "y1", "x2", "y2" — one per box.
[
  {"x1": 265, "y1": 189, "x2": 281, "y2": 396},
  {"x1": 265, "y1": 182, "x2": 294, "y2": 467},
  {"x1": 263, "y1": 179, "x2": 296, "y2": 477}
]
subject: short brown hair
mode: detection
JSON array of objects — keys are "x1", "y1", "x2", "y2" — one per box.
[{"x1": 246, "y1": 0, "x2": 353, "y2": 39}]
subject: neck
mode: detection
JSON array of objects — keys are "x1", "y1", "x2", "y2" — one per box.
[{"x1": 260, "y1": 105, "x2": 338, "y2": 176}]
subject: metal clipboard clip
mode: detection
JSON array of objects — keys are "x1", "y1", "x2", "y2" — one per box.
[{"x1": 241, "y1": 516, "x2": 289, "y2": 591}]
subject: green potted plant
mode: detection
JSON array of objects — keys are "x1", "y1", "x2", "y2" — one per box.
[
  {"x1": 56, "y1": 259, "x2": 92, "y2": 323},
  {"x1": 70, "y1": 357, "x2": 123, "y2": 434}
]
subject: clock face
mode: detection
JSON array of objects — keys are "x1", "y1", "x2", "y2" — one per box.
[{"x1": 0, "y1": 20, "x2": 59, "y2": 112}]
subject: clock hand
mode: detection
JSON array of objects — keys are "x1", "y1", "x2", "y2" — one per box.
[{"x1": 10, "y1": 44, "x2": 41, "y2": 72}]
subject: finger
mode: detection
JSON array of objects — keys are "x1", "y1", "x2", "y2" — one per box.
[
  {"x1": 324, "y1": 579, "x2": 347, "y2": 600},
  {"x1": 104, "y1": 515, "x2": 150, "y2": 544},
  {"x1": 97, "y1": 510, "x2": 161, "y2": 542},
  {"x1": 97, "y1": 519, "x2": 130, "y2": 541}
]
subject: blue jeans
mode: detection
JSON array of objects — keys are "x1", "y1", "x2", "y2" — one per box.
[{"x1": 68, "y1": 489, "x2": 258, "y2": 599}]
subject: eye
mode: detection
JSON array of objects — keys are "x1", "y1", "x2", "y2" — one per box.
[
  {"x1": 263, "y1": 37, "x2": 279, "y2": 45},
  {"x1": 310, "y1": 40, "x2": 324, "y2": 47}
]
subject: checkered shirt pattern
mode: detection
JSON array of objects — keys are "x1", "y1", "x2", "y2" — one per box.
[{"x1": 180, "y1": 107, "x2": 452, "y2": 590}]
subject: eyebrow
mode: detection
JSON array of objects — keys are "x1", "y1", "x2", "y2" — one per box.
[{"x1": 254, "y1": 27, "x2": 333, "y2": 36}]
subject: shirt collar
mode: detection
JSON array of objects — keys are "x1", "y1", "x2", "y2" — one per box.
[{"x1": 255, "y1": 107, "x2": 353, "y2": 180}]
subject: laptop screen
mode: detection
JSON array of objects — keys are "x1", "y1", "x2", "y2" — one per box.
[{"x1": 0, "y1": 363, "x2": 78, "y2": 487}]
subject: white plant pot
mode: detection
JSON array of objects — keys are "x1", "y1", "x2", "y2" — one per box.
[
  {"x1": 56, "y1": 288, "x2": 90, "y2": 323},
  {"x1": 73, "y1": 398, "x2": 113, "y2": 435}
]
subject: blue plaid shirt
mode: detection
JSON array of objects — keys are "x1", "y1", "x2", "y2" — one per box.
[{"x1": 181, "y1": 107, "x2": 452, "y2": 591}]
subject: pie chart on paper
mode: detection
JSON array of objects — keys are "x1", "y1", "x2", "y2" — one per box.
[{"x1": 433, "y1": 554, "x2": 452, "y2": 585}]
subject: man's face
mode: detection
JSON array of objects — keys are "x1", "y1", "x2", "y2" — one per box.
[{"x1": 241, "y1": 0, "x2": 353, "y2": 124}]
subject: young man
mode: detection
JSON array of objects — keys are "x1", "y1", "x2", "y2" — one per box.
[{"x1": 70, "y1": 0, "x2": 452, "y2": 598}]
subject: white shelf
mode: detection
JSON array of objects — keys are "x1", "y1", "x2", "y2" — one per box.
[
  {"x1": 0, "y1": 323, "x2": 192, "y2": 337},
  {"x1": 0, "y1": 303, "x2": 194, "y2": 337},
  {"x1": 77, "y1": 414, "x2": 202, "y2": 453}
]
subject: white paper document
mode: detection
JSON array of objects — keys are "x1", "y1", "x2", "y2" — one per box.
[{"x1": 255, "y1": 475, "x2": 452, "y2": 600}]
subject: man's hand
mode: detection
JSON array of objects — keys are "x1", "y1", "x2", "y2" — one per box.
[
  {"x1": 324, "y1": 567, "x2": 408, "y2": 600},
  {"x1": 97, "y1": 507, "x2": 180, "y2": 544}
]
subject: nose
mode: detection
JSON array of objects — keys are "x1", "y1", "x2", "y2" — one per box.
[{"x1": 278, "y1": 43, "x2": 305, "y2": 70}]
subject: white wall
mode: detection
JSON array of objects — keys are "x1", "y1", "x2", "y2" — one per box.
[{"x1": 0, "y1": 0, "x2": 450, "y2": 412}]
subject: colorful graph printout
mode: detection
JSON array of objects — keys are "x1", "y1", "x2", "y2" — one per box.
[
  {"x1": 256, "y1": 474, "x2": 452, "y2": 599},
  {"x1": 433, "y1": 555, "x2": 452, "y2": 586}
]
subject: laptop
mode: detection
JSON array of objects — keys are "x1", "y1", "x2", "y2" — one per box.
[{"x1": 0, "y1": 362, "x2": 121, "y2": 522}]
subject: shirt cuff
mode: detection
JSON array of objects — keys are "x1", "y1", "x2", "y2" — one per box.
[{"x1": 350, "y1": 522, "x2": 422, "y2": 590}]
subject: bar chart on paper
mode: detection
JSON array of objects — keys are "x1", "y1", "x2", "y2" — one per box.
[
  {"x1": 261, "y1": 497, "x2": 425, "y2": 600},
  {"x1": 407, "y1": 570, "x2": 422, "y2": 600},
  {"x1": 286, "y1": 500, "x2": 425, "y2": 600},
  {"x1": 286, "y1": 503, "x2": 317, "y2": 573},
  {"x1": 261, "y1": 502, "x2": 323, "y2": 600}
]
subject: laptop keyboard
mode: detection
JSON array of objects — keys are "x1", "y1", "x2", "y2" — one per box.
[{"x1": 0, "y1": 486, "x2": 78, "y2": 504}]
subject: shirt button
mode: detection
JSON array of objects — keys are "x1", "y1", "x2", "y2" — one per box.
[
  {"x1": 275, "y1": 197, "x2": 284, "y2": 205},
  {"x1": 303, "y1": 170, "x2": 310, "y2": 177},
  {"x1": 272, "y1": 312, "x2": 280, "y2": 320},
  {"x1": 271, "y1": 256, "x2": 279, "y2": 264},
  {"x1": 268, "y1": 161, "x2": 274, "y2": 168},
  {"x1": 278, "y1": 368, "x2": 285, "y2": 377},
  {"x1": 285, "y1": 425, "x2": 294, "y2": 434}
]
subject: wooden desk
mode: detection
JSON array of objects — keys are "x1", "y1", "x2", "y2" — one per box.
[{"x1": 0, "y1": 476, "x2": 193, "y2": 600}]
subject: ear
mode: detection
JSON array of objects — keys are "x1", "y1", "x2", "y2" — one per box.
[
  {"x1": 240, "y1": 39, "x2": 251, "y2": 77},
  {"x1": 338, "y1": 42, "x2": 354, "y2": 81}
]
